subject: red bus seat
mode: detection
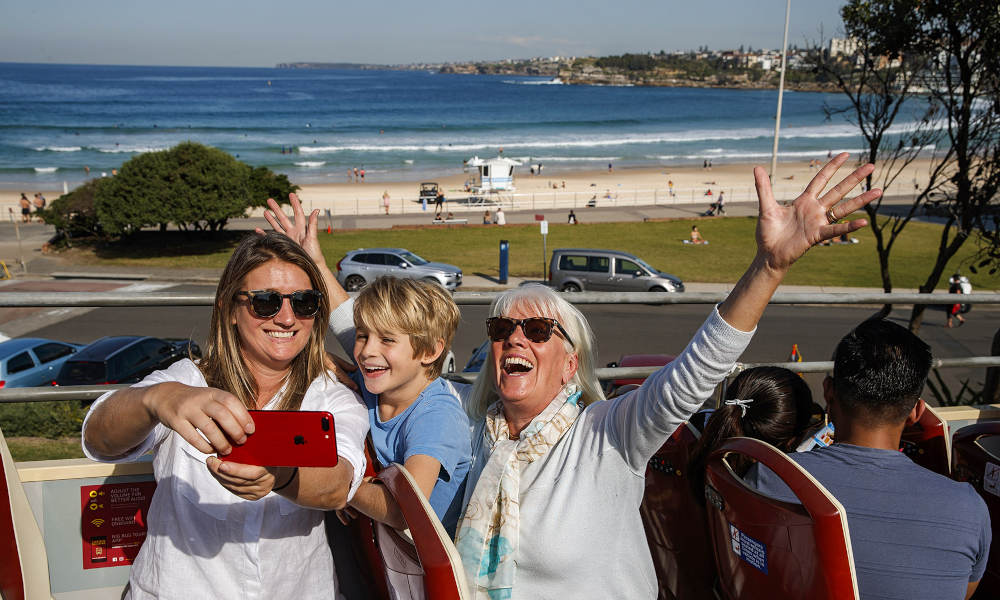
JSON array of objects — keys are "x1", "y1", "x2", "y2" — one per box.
[
  {"x1": 951, "y1": 423, "x2": 1000, "y2": 599},
  {"x1": 640, "y1": 422, "x2": 714, "y2": 599},
  {"x1": 0, "y1": 426, "x2": 52, "y2": 600},
  {"x1": 900, "y1": 404, "x2": 950, "y2": 476},
  {"x1": 704, "y1": 437, "x2": 859, "y2": 600},
  {"x1": 374, "y1": 463, "x2": 468, "y2": 600}
]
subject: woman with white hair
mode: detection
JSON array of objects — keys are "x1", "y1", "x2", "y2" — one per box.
[{"x1": 454, "y1": 154, "x2": 880, "y2": 599}]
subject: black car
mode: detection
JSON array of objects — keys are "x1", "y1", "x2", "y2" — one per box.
[{"x1": 56, "y1": 336, "x2": 201, "y2": 386}]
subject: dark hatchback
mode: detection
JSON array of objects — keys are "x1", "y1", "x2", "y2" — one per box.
[{"x1": 55, "y1": 336, "x2": 201, "y2": 386}]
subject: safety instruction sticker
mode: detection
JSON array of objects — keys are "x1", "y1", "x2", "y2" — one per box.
[
  {"x1": 80, "y1": 482, "x2": 156, "y2": 569},
  {"x1": 730, "y1": 523, "x2": 768, "y2": 574},
  {"x1": 984, "y1": 462, "x2": 1000, "y2": 497}
]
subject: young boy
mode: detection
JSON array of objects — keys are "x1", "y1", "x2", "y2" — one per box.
[{"x1": 331, "y1": 276, "x2": 470, "y2": 536}]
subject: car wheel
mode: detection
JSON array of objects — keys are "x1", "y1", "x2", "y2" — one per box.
[
  {"x1": 422, "y1": 277, "x2": 442, "y2": 287},
  {"x1": 650, "y1": 286, "x2": 667, "y2": 292},
  {"x1": 562, "y1": 282, "x2": 581, "y2": 292},
  {"x1": 344, "y1": 275, "x2": 366, "y2": 292}
]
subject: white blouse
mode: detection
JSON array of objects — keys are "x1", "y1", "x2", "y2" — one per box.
[{"x1": 82, "y1": 359, "x2": 369, "y2": 600}]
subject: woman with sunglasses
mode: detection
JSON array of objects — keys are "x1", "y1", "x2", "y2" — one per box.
[
  {"x1": 81, "y1": 233, "x2": 369, "y2": 599},
  {"x1": 455, "y1": 154, "x2": 881, "y2": 599}
]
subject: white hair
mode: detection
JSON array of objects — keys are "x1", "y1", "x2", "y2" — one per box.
[{"x1": 466, "y1": 284, "x2": 606, "y2": 421}]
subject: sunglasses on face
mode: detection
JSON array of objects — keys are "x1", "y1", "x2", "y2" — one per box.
[
  {"x1": 486, "y1": 316, "x2": 575, "y2": 347},
  {"x1": 236, "y1": 289, "x2": 323, "y2": 319}
]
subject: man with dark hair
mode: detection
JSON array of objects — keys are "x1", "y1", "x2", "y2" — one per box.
[{"x1": 750, "y1": 318, "x2": 991, "y2": 600}]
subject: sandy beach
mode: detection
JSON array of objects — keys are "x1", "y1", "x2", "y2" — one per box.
[{"x1": 0, "y1": 157, "x2": 935, "y2": 222}]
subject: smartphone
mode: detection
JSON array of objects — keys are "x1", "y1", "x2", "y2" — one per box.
[{"x1": 221, "y1": 410, "x2": 338, "y2": 467}]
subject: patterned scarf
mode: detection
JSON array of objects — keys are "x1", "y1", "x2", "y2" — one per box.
[{"x1": 456, "y1": 385, "x2": 583, "y2": 600}]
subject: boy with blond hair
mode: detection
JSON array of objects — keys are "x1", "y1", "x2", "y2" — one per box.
[{"x1": 262, "y1": 195, "x2": 470, "y2": 534}]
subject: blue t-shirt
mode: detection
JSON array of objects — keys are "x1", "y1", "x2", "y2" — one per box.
[
  {"x1": 353, "y1": 372, "x2": 471, "y2": 536},
  {"x1": 749, "y1": 443, "x2": 991, "y2": 600}
]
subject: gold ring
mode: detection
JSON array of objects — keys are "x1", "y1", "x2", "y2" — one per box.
[{"x1": 826, "y1": 207, "x2": 839, "y2": 224}]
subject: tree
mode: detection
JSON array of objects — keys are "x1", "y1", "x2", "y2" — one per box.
[
  {"x1": 40, "y1": 178, "x2": 106, "y2": 241},
  {"x1": 829, "y1": 1, "x2": 1000, "y2": 332},
  {"x1": 95, "y1": 142, "x2": 297, "y2": 235}
]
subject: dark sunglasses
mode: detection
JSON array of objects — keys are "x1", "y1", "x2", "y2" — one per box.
[
  {"x1": 486, "y1": 316, "x2": 575, "y2": 347},
  {"x1": 237, "y1": 289, "x2": 323, "y2": 319}
]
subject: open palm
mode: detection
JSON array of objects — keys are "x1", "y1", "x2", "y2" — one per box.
[{"x1": 754, "y1": 153, "x2": 881, "y2": 271}]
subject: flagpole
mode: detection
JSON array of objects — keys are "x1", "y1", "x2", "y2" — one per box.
[{"x1": 770, "y1": 0, "x2": 791, "y2": 183}]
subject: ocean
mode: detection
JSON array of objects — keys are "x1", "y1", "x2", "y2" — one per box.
[{"x1": 0, "y1": 62, "x2": 921, "y2": 189}]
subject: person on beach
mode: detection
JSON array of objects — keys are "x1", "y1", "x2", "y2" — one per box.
[
  {"x1": 353, "y1": 167, "x2": 359, "y2": 182},
  {"x1": 452, "y1": 153, "x2": 880, "y2": 599},
  {"x1": 360, "y1": 168, "x2": 365, "y2": 183},
  {"x1": 608, "y1": 162, "x2": 613, "y2": 173},
  {"x1": 434, "y1": 191, "x2": 445, "y2": 217},
  {"x1": 382, "y1": 190, "x2": 390, "y2": 215},
  {"x1": 81, "y1": 233, "x2": 369, "y2": 599},
  {"x1": 19, "y1": 193, "x2": 30, "y2": 223}
]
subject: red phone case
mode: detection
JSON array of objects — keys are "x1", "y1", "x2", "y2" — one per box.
[{"x1": 221, "y1": 410, "x2": 338, "y2": 467}]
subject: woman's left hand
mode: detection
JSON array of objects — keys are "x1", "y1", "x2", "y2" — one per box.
[
  {"x1": 206, "y1": 456, "x2": 281, "y2": 501},
  {"x1": 754, "y1": 152, "x2": 880, "y2": 272}
]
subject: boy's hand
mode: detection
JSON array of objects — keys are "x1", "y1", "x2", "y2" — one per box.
[
  {"x1": 256, "y1": 193, "x2": 324, "y2": 266},
  {"x1": 326, "y1": 351, "x2": 358, "y2": 391}
]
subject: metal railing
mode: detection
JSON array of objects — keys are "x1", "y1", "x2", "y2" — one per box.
[{"x1": 0, "y1": 290, "x2": 997, "y2": 403}]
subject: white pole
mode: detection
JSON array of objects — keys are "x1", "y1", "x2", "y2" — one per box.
[{"x1": 770, "y1": 0, "x2": 791, "y2": 182}]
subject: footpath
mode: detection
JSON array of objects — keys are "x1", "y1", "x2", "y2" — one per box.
[{"x1": 0, "y1": 198, "x2": 953, "y2": 296}]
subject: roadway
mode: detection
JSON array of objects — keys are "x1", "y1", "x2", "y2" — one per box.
[{"x1": 6, "y1": 281, "x2": 996, "y2": 405}]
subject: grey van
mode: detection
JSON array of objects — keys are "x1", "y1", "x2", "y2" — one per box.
[
  {"x1": 336, "y1": 248, "x2": 463, "y2": 291},
  {"x1": 549, "y1": 248, "x2": 684, "y2": 293}
]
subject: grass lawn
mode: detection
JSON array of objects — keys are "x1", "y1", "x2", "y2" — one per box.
[
  {"x1": 55, "y1": 216, "x2": 1000, "y2": 290},
  {"x1": 7, "y1": 437, "x2": 85, "y2": 461}
]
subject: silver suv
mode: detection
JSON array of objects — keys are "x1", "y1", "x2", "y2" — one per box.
[
  {"x1": 549, "y1": 248, "x2": 684, "y2": 293},
  {"x1": 336, "y1": 248, "x2": 463, "y2": 291}
]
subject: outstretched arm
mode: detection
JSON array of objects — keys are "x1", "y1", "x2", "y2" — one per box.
[
  {"x1": 719, "y1": 153, "x2": 880, "y2": 331},
  {"x1": 257, "y1": 193, "x2": 350, "y2": 309}
]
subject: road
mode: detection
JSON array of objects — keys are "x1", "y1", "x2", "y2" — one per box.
[{"x1": 10, "y1": 282, "x2": 997, "y2": 405}]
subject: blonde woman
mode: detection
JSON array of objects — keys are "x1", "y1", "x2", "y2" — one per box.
[{"x1": 82, "y1": 233, "x2": 369, "y2": 599}]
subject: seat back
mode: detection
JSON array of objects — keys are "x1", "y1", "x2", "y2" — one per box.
[
  {"x1": 376, "y1": 463, "x2": 468, "y2": 600},
  {"x1": 704, "y1": 437, "x2": 858, "y2": 600},
  {"x1": 951, "y1": 423, "x2": 1000, "y2": 598},
  {"x1": 0, "y1": 426, "x2": 52, "y2": 600},
  {"x1": 640, "y1": 422, "x2": 714, "y2": 599},
  {"x1": 900, "y1": 404, "x2": 950, "y2": 476}
]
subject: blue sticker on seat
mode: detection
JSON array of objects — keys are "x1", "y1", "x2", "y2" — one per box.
[{"x1": 729, "y1": 523, "x2": 768, "y2": 574}]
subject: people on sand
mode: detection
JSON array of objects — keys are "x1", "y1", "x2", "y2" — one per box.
[
  {"x1": 434, "y1": 191, "x2": 445, "y2": 216},
  {"x1": 749, "y1": 318, "x2": 991, "y2": 600},
  {"x1": 19, "y1": 193, "x2": 30, "y2": 223},
  {"x1": 382, "y1": 190, "x2": 390, "y2": 215},
  {"x1": 81, "y1": 232, "x2": 369, "y2": 599},
  {"x1": 685, "y1": 225, "x2": 708, "y2": 245},
  {"x1": 452, "y1": 153, "x2": 880, "y2": 599}
]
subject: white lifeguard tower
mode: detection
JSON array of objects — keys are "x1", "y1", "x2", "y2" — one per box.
[{"x1": 465, "y1": 155, "x2": 522, "y2": 193}]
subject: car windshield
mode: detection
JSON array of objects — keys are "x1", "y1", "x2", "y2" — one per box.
[
  {"x1": 634, "y1": 258, "x2": 657, "y2": 273},
  {"x1": 398, "y1": 251, "x2": 429, "y2": 266}
]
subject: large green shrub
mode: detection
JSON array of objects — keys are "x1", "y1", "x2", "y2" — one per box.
[
  {"x1": 95, "y1": 142, "x2": 297, "y2": 235},
  {"x1": 40, "y1": 178, "x2": 105, "y2": 239},
  {"x1": 0, "y1": 401, "x2": 88, "y2": 439}
]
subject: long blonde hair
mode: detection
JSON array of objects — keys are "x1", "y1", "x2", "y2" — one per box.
[
  {"x1": 198, "y1": 233, "x2": 331, "y2": 410},
  {"x1": 466, "y1": 284, "x2": 605, "y2": 421}
]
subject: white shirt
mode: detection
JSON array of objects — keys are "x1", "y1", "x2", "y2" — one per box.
[{"x1": 82, "y1": 359, "x2": 369, "y2": 600}]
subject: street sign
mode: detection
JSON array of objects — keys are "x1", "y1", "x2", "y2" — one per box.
[{"x1": 540, "y1": 220, "x2": 549, "y2": 235}]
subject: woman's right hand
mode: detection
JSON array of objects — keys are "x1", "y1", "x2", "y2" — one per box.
[{"x1": 143, "y1": 382, "x2": 255, "y2": 456}]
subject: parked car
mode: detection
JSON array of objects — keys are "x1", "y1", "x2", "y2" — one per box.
[
  {"x1": 336, "y1": 248, "x2": 463, "y2": 291},
  {"x1": 55, "y1": 336, "x2": 201, "y2": 386},
  {"x1": 549, "y1": 248, "x2": 684, "y2": 293},
  {"x1": 419, "y1": 182, "x2": 440, "y2": 204},
  {"x1": 0, "y1": 338, "x2": 83, "y2": 388},
  {"x1": 604, "y1": 353, "x2": 676, "y2": 397},
  {"x1": 463, "y1": 340, "x2": 491, "y2": 373}
]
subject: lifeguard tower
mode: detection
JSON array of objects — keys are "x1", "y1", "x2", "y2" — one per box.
[{"x1": 465, "y1": 155, "x2": 521, "y2": 193}]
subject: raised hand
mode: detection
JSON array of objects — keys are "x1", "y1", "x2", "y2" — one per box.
[
  {"x1": 256, "y1": 193, "x2": 325, "y2": 267},
  {"x1": 754, "y1": 152, "x2": 880, "y2": 271}
]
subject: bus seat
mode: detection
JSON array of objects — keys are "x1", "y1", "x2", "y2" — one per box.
[
  {"x1": 704, "y1": 437, "x2": 859, "y2": 600},
  {"x1": 0, "y1": 426, "x2": 52, "y2": 600},
  {"x1": 374, "y1": 463, "x2": 468, "y2": 600},
  {"x1": 900, "y1": 404, "x2": 950, "y2": 476},
  {"x1": 951, "y1": 423, "x2": 1000, "y2": 598},
  {"x1": 640, "y1": 422, "x2": 714, "y2": 599}
]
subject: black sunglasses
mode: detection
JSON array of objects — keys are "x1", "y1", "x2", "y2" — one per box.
[
  {"x1": 486, "y1": 316, "x2": 575, "y2": 347},
  {"x1": 237, "y1": 289, "x2": 323, "y2": 319}
]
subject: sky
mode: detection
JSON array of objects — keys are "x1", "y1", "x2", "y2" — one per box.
[{"x1": 1, "y1": 1, "x2": 846, "y2": 67}]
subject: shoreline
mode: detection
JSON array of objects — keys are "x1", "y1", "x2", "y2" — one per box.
[{"x1": 0, "y1": 158, "x2": 936, "y2": 219}]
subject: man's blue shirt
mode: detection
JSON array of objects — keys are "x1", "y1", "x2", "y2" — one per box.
[{"x1": 749, "y1": 443, "x2": 991, "y2": 600}]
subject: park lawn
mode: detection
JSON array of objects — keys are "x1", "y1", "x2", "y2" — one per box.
[
  {"x1": 7, "y1": 437, "x2": 85, "y2": 461},
  {"x1": 57, "y1": 217, "x2": 1000, "y2": 290}
]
